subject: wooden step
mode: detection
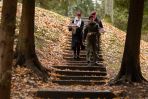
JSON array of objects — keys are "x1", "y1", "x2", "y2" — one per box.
[
  {"x1": 65, "y1": 60, "x2": 103, "y2": 64},
  {"x1": 65, "y1": 63, "x2": 89, "y2": 66},
  {"x1": 55, "y1": 70, "x2": 107, "y2": 76},
  {"x1": 65, "y1": 63, "x2": 105, "y2": 67},
  {"x1": 64, "y1": 50, "x2": 103, "y2": 54},
  {"x1": 64, "y1": 57, "x2": 104, "y2": 61},
  {"x1": 65, "y1": 48, "x2": 103, "y2": 52},
  {"x1": 52, "y1": 80, "x2": 106, "y2": 85},
  {"x1": 64, "y1": 51, "x2": 86, "y2": 55},
  {"x1": 63, "y1": 53, "x2": 103, "y2": 58},
  {"x1": 65, "y1": 63, "x2": 87, "y2": 66},
  {"x1": 63, "y1": 57, "x2": 86, "y2": 61},
  {"x1": 64, "y1": 56, "x2": 104, "y2": 59},
  {"x1": 64, "y1": 60, "x2": 87, "y2": 63},
  {"x1": 63, "y1": 48, "x2": 86, "y2": 51},
  {"x1": 64, "y1": 54, "x2": 86, "y2": 57},
  {"x1": 56, "y1": 75, "x2": 107, "y2": 80},
  {"x1": 65, "y1": 61, "x2": 105, "y2": 67},
  {"x1": 52, "y1": 66, "x2": 106, "y2": 71},
  {"x1": 36, "y1": 90, "x2": 116, "y2": 98}
]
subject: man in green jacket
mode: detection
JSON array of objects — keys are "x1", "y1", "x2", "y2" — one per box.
[{"x1": 83, "y1": 15, "x2": 100, "y2": 64}]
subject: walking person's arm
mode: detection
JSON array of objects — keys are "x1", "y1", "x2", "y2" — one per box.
[{"x1": 83, "y1": 26, "x2": 88, "y2": 42}]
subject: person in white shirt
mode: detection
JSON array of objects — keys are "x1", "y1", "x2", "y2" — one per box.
[{"x1": 68, "y1": 12, "x2": 84, "y2": 59}]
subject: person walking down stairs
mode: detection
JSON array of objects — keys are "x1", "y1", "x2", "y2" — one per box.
[
  {"x1": 68, "y1": 12, "x2": 84, "y2": 59},
  {"x1": 83, "y1": 15, "x2": 100, "y2": 65}
]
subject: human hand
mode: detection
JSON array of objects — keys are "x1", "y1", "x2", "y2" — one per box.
[{"x1": 99, "y1": 28, "x2": 105, "y2": 33}]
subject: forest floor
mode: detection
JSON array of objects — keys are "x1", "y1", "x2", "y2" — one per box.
[{"x1": 3, "y1": 4, "x2": 147, "y2": 99}]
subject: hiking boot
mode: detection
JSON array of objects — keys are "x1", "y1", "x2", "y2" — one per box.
[
  {"x1": 87, "y1": 61, "x2": 91, "y2": 66},
  {"x1": 73, "y1": 54, "x2": 77, "y2": 59},
  {"x1": 77, "y1": 55, "x2": 80, "y2": 59},
  {"x1": 87, "y1": 61, "x2": 90, "y2": 64},
  {"x1": 93, "y1": 62, "x2": 99, "y2": 66}
]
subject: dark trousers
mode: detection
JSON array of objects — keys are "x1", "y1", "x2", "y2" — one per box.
[
  {"x1": 73, "y1": 41, "x2": 81, "y2": 57},
  {"x1": 72, "y1": 32, "x2": 82, "y2": 58},
  {"x1": 96, "y1": 34, "x2": 101, "y2": 58}
]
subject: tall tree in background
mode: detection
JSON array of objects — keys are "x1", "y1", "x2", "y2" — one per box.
[
  {"x1": 104, "y1": 0, "x2": 114, "y2": 22},
  {"x1": 36, "y1": 0, "x2": 77, "y2": 16},
  {"x1": 143, "y1": 0, "x2": 148, "y2": 34},
  {"x1": 35, "y1": 0, "x2": 94, "y2": 16},
  {"x1": 113, "y1": 0, "x2": 129, "y2": 30},
  {"x1": 60, "y1": 0, "x2": 69, "y2": 16},
  {"x1": 59, "y1": 0, "x2": 77, "y2": 16},
  {"x1": 16, "y1": 0, "x2": 49, "y2": 81},
  {"x1": 0, "y1": 0, "x2": 17, "y2": 98},
  {"x1": 74, "y1": 0, "x2": 94, "y2": 16},
  {"x1": 111, "y1": 0, "x2": 147, "y2": 84},
  {"x1": 36, "y1": 0, "x2": 51, "y2": 9}
]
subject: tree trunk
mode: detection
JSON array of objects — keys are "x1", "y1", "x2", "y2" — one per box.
[
  {"x1": 104, "y1": 0, "x2": 114, "y2": 23},
  {"x1": 110, "y1": 0, "x2": 147, "y2": 84},
  {"x1": 16, "y1": 0, "x2": 49, "y2": 81},
  {"x1": 0, "y1": 0, "x2": 17, "y2": 98},
  {"x1": 62, "y1": 0, "x2": 69, "y2": 16}
]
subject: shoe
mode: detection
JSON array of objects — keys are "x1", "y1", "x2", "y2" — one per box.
[
  {"x1": 94, "y1": 62, "x2": 99, "y2": 66},
  {"x1": 87, "y1": 61, "x2": 91, "y2": 66},
  {"x1": 77, "y1": 56, "x2": 80, "y2": 59},
  {"x1": 73, "y1": 54, "x2": 77, "y2": 59},
  {"x1": 87, "y1": 61, "x2": 90, "y2": 63},
  {"x1": 74, "y1": 57, "x2": 77, "y2": 59}
]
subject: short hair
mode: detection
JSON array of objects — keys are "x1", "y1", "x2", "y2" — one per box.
[
  {"x1": 77, "y1": 12, "x2": 81, "y2": 16},
  {"x1": 91, "y1": 11, "x2": 96, "y2": 15}
]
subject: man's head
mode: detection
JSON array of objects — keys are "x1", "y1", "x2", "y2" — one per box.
[
  {"x1": 91, "y1": 11, "x2": 96, "y2": 15},
  {"x1": 76, "y1": 12, "x2": 81, "y2": 19},
  {"x1": 91, "y1": 11, "x2": 96, "y2": 19}
]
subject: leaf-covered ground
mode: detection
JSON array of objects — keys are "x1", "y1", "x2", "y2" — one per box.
[
  {"x1": 102, "y1": 22, "x2": 148, "y2": 79},
  {"x1": 1, "y1": 3, "x2": 147, "y2": 99}
]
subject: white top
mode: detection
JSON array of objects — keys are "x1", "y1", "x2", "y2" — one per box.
[{"x1": 74, "y1": 16, "x2": 82, "y2": 27}]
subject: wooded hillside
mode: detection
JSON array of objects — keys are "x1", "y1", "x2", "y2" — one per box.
[{"x1": 6, "y1": 4, "x2": 147, "y2": 98}]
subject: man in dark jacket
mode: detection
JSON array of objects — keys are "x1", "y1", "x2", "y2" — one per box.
[
  {"x1": 69, "y1": 12, "x2": 84, "y2": 59},
  {"x1": 91, "y1": 11, "x2": 104, "y2": 59},
  {"x1": 83, "y1": 15, "x2": 100, "y2": 64}
]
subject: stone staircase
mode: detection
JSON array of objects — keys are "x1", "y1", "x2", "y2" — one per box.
[{"x1": 36, "y1": 17, "x2": 116, "y2": 99}]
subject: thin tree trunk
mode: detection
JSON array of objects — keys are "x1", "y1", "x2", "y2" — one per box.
[
  {"x1": 111, "y1": 0, "x2": 114, "y2": 23},
  {"x1": 0, "y1": 0, "x2": 17, "y2": 98},
  {"x1": 63, "y1": 0, "x2": 69, "y2": 16},
  {"x1": 110, "y1": 0, "x2": 147, "y2": 84},
  {"x1": 16, "y1": 0, "x2": 49, "y2": 81}
]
